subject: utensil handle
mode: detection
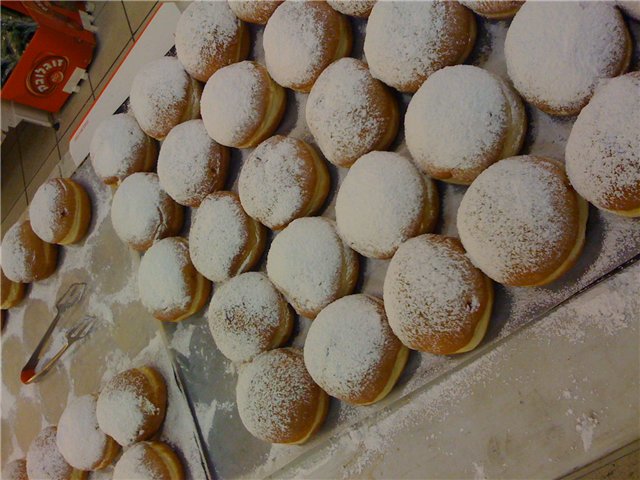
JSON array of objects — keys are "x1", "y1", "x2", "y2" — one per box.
[
  {"x1": 21, "y1": 311, "x2": 61, "y2": 374},
  {"x1": 23, "y1": 343, "x2": 70, "y2": 384}
]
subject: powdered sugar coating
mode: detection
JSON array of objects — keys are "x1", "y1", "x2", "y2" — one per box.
[
  {"x1": 175, "y1": 1, "x2": 241, "y2": 81},
  {"x1": 189, "y1": 193, "x2": 249, "y2": 282},
  {"x1": 26, "y1": 426, "x2": 73, "y2": 480},
  {"x1": 3, "y1": 459, "x2": 27, "y2": 480},
  {"x1": 236, "y1": 348, "x2": 320, "y2": 443},
  {"x1": 335, "y1": 152, "x2": 427, "y2": 258},
  {"x1": 111, "y1": 173, "x2": 178, "y2": 248},
  {"x1": 229, "y1": 1, "x2": 281, "y2": 24},
  {"x1": 96, "y1": 371, "x2": 162, "y2": 447},
  {"x1": 1, "y1": 221, "x2": 53, "y2": 283},
  {"x1": 90, "y1": 114, "x2": 149, "y2": 182},
  {"x1": 364, "y1": 1, "x2": 465, "y2": 92},
  {"x1": 327, "y1": 0, "x2": 375, "y2": 17},
  {"x1": 306, "y1": 58, "x2": 395, "y2": 167},
  {"x1": 129, "y1": 57, "x2": 192, "y2": 139},
  {"x1": 405, "y1": 65, "x2": 510, "y2": 181},
  {"x1": 112, "y1": 443, "x2": 156, "y2": 480},
  {"x1": 566, "y1": 73, "x2": 640, "y2": 213},
  {"x1": 208, "y1": 272, "x2": 287, "y2": 363},
  {"x1": 238, "y1": 136, "x2": 308, "y2": 229},
  {"x1": 383, "y1": 235, "x2": 484, "y2": 352},
  {"x1": 457, "y1": 156, "x2": 578, "y2": 285},
  {"x1": 157, "y1": 120, "x2": 227, "y2": 207},
  {"x1": 304, "y1": 294, "x2": 397, "y2": 402},
  {"x1": 505, "y1": 2, "x2": 628, "y2": 114},
  {"x1": 263, "y1": 1, "x2": 341, "y2": 89},
  {"x1": 56, "y1": 394, "x2": 107, "y2": 470},
  {"x1": 267, "y1": 217, "x2": 354, "y2": 316},
  {"x1": 201, "y1": 61, "x2": 265, "y2": 147},
  {"x1": 138, "y1": 238, "x2": 190, "y2": 316},
  {"x1": 28, "y1": 181, "x2": 63, "y2": 243}
]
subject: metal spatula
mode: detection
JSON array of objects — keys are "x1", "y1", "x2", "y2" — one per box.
[{"x1": 20, "y1": 282, "x2": 86, "y2": 384}]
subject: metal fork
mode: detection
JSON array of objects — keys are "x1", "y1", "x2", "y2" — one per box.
[{"x1": 21, "y1": 315, "x2": 97, "y2": 384}]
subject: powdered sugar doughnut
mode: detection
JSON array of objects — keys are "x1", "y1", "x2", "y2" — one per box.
[
  {"x1": 236, "y1": 348, "x2": 328, "y2": 444},
  {"x1": 56, "y1": 395, "x2": 120, "y2": 471},
  {"x1": 238, "y1": 135, "x2": 330, "y2": 230},
  {"x1": 138, "y1": 237, "x2": 211, "y2": 322},
  {"x1": 157, "y1": 120, "x2": 229, "y2": 207},
  {"x1": 505, "y1": 2, "x2": 631, "y2": 116},
  {"x1": 208, "y1": 272, "x2": 293, "y2": 363},
  {"x1": 1, "y1": 268, "x2": 25, "y2": 310},
  {"x1": 189, "y1": 192, "x2": 266, "y2": 283},
  {"x1": 459, "y1": 0, "x2": 523, "y2": 19},
  {"x1": 335, "y1": 151, "x2": 439, "y2": 259},
  {"x1": 111, "y1": 173, "x2": 184, "y2": 251},
  {"x1": 29, "y1": 178, "x2": 92, "y2": 245},
  {"x1": 364, "y1": 1, "x2": 476, "y2": 93},
  {"x1": 263, "y1": 1, "x2": 352, "y2": 92},
  {"x1": 306, "y1": 58, "x2": 399, "y2": 168},
  {"x1": 618, "y1": 1, "x2": 640, "y2": 20},
  {"x1": 96, "y1": 367, "x2": 167, "y2": 447},
  {"x1": 89, "y1": 114, "x2": 157, "y2": 185},
  {"x1": 267, "y1": 217, "x2": 358, "y2": 318},
  {"x1": 304, "y1": 294, "x2": 408, "y2": 405},
  {"x1": 26, "y1": 426, "x2": 86, "y2": 480},
  {"x1": 228, "y1": 0, "x2": 282, "y2": 24},
  {"x1": 130, "y1": 57, "x2": 201, "y2": 140},
  {"x1": 405, "y1": 65, "x2": 526, "y2": 185},
  {"x1": 3, "y1": 459, "x2": 27, "y2": 480},
  {"x1": 201, "y1": 61, "x2": 286, "y2": 148},
  {"x1": 384, "y1": 235, "x2": 494, "y2": 354},
  {"x1": 1, "y1": 220, "x2": 58, "y2": 283},
  {"x1": 457, "y1": 156, "x2": 588, "y2": 287},
  {"x1": 176, "y1": 1, "x2": 249, "y2": 82},
  {"x1": 112, "y1": 441, "x2": 184, "y2": 480},
  {"x1": 566, "y1": 72, "x2": 640, "y2": 217},
  {"x1": 327, "y1": 0, "x2": 376, "y2": 18}
]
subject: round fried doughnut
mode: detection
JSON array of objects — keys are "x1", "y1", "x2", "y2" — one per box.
[
  {"x1": 304, "y1": 294, "x2": 408, "y2": 405},
  {"x1": 384, "y1": 235, "x2": 494, "y2": 354},
  {"x1": 26, "y1": 426, "x2": 87, "y2": 480},
  {"x1": 335, "y1": 151, "x2": 439, "y2": 259},
  {"x1": 505, "y1": 1, "x2": 631, "y2": 116},
  {"x1": 238, "y1": 135, "x2": 330, "y2": 230},
  {"x1": 3, "y1": 459, "x2": 27, "y2": 480},
  {"x1": 1, "y1": 268, "x2": 25, "y2": 310},
  {"x1": 306, "y1": 58, "x2": 399, "y2": 168},
  {"x1": 208, "y1": 272, "x2": 293, "y2": 363},
  {"x1": 566, "y1": 72, "x2": 640, "y2": 217},
  {"x1": 327, "y1": 0, "x2": 376, "y2": 18},
  {"x1": 267, "y1": 217, "x2": 358, "y2": 319},
  {"x1": 56, "y1": 394, "x2": 120, "y2": 471},
  {"x1": 112, "y1": 441, "x2": 184, "y2": 480},
  {"x1": 138, "y1": 237, "x2": 211, "y2": 322},
  {"x1": 157, "y1": 120, "x2": 229, "y2": 207},
  {"x1": 263, "y1": 1, "x2": 352, "y2": 92},
  {"x1": 89, "y1": 114, "x2": 157, "y2": 186},
  {"x1": 1, "y1": 220, "x2": 57, "y2": 283},
  {"x1": 201, "y1": 61, "x2": 286, "y2": 148},
  {"x1": 96, "y1": 366, "x2": 167, "y2": 447},
  {"x1": 29, "y1": 178, "x2": 92, "y2": 245},
  {"x1": 364, "y1": 1, "x2": 476, "y2": 93},
  {"x1": 406, "y1": 65, "x2": 526, "y2": 185},
  {"x1": 228, "y1": 0, "x2": 282, "y2": 24},
  {"x1": 189, "y1": 192, "x2": 266, "y2": 283},
  {"x1": 176, "y1": 1, "x2": 249, "y2": 82},
  {"x1": 130, "y1": 57, "x2": 202, "y2": 140},
  {"x1": 460, "y1": 0, "x2": 523, "y2": 19},
  {"x1": 111, "y1": 173, "x2": 184, "y2": 251},
  {"x1": 236, "y1": 348, "x2": 328, "y2": 444},
  {"x1": 457, "y1": 156, "x2": 588, "y2": 287}
]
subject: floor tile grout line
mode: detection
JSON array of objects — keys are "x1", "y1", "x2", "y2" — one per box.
[{"x1": 121, "y1": 0, "x2": 136, "y2": 37}]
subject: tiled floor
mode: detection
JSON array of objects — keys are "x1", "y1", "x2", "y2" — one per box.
[{"x1": 0, "y1": 1, "x2": 158, "y2": 239}]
